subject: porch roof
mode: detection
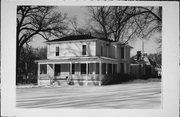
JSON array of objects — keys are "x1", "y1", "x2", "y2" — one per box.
[{"x1": 35, "y1": 56, "x2": 118, "y2": 64}]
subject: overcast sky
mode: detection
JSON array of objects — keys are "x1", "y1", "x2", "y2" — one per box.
[{"x1": 29, "y1": 6, "x2": 161, "y2": 56}]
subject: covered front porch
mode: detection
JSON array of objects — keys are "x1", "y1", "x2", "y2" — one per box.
[{"x1": 36, "y1": 57, "x2": 118, "y2": 86}]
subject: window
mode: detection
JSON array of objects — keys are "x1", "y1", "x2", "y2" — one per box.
[
  {"x1": 88, "y1": 63, "x2": 94, "y2": 74},
  {"x1": 75, "y1": 63, "x2": 80, "y2": 72},
  {"x1": 121, "y1": 63, "x2": 124, "y2": 74},
  {"x1": 115, "y1": 46, "x2": 117, "y2": 58},
  {"x1": 61, "y1": 64, "x2": 69, "y2": 72},
  {"x1": 101, "y1": 46, "x2": 103, "y2": 56},
  {"x1": 105, "y1": 46, "x2": 108, "y2": 57},
  {"x1": 113, "y1": 64, "x2": 117, "y2": 74},
  {"x1": 126, "y1": 63, "x2": 130, "y2": 73},
  {"x1": 108, "y1": 64, "x2": 112, "y2": 74},
  {"x1": 72, "y1": 64, "x2": 75, "y2": 74},
  {"x1": 102, "y1": 63, "x2": 106, "y2": 74},
  {"x1": 56, "y1": 46, "x2": 59, "y2": 56},
  {"x1": 95, "y1": 63, "x2": 99, "y2": 74},
  {"x1": 121, "y1": 47, "x2": 124, "y2": 59},
  {"x1": 82, "y1": 45, "x2": 86, "y2": 55},
  {"x1": 40, "y1": 64, "x2": 47, "y2": 74},
  {"x1": 81, "y1": 64, "x2": 86, "y2": 74},
  {"x1": 55, "y1": 64, "x2": 61, "y2": 76}
]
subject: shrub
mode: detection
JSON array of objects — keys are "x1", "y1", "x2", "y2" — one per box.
[
  {"x1": 101, "y1": 74, "x2": 134, "y2": 85},
  {"x1": 16, "y1": 74, "x2": 37, "y2": 85}
]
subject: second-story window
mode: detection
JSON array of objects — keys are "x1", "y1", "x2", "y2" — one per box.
[
  {"x1": 101, "y1": 45, "x2": 103, "y2": 56},
  {"x1": 121, "y1": 47, "x2": 124, "y2": 59},
  {"x1": 56, "y1": 46, "x2": 59, "y2": 56},
  {"x1": 82, "y1": 45, "x2": 86, "y2": 55}
]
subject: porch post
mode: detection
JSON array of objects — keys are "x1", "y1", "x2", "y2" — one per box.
[
  {"x1": 70, "y1": 62, "x2": 72, "y2": 79},
  {"x1": 94, "y1": 62, "x2": 95, "y2": 81},
  {"x1": 124, "y1": 63, "x2": 126, "y2": 74},
  {"x1": 99, "y1": 61, "x2": 102, "y2": 86},
  {"x1": 51, "y1": 63, "x2": 54, "y2": 85},
  {"x1": 86, "y1": 62, "x2": 88, "y2": 86},
  {"x1": 38, "y1": 63, "x2": 40, "y2": 85},
  {"x1": 106, "y1": 63, "x2": 108, "y2": 74},
  {"x1": 53, "y1": 64, "x2": 54, "y2": 76}
]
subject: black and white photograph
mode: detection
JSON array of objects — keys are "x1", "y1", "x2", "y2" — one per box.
[
  {"x1": 16, "y1": 5, "x2": 162, "y2": 109},
  {"x1": 1, "y1": 1, "x2": 179, "y2": 117}
]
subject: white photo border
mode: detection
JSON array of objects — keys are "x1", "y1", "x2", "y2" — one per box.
[{"x1": 1, "y1": 0, "x2": 179, "y2": 117}]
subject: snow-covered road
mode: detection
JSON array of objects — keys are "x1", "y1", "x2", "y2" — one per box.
[{"x1": 16, "y1": 82, "x2": 161, "y2": 109}]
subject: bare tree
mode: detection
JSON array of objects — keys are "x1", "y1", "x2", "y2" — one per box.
[
  {"x1": 133, "y1": 7, "x2": 161, "y2": 38},
  {"x1": 87, "y1": 6, "x2": 162, "y2": 43},
  {"x1": 88, "y1": 6, "x2": 113, "y2": 39},
  {"x1": 17, "y1": 6, "x2": 68, "y2": 61},
  {"x1": 68, "y1": 16, "x2": 92, "y2": 35}
]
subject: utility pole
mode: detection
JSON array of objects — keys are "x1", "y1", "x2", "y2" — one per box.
[{"x1": 142, "y1": 39, "x2": 144, "y2": 56}]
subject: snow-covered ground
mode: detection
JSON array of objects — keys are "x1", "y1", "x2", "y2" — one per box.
[{"x1": 16, "y1": 82, "x2": 161, "y2": 109}]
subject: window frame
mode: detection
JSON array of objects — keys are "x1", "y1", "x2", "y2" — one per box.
[
  {"x1": 113, "y1": 64, "x2": 117, "y2": 74},
  {"x1": 121, "y1": 63, "x2": 124, "y2": 74},
  {"x1": 102, "y1": 63, "x2": 106, "y2": 75},
  {"x1": 81, "y1": 63, "x2": 86, "y2": 74},
  {"x1": 55, "y1": 64, "x2": 61, "y2": 76},
  {"x1": 82, "y1": 44, "x2": 86, "y2": 55},
  {"x1": 72, "y1": 63, "x2": 75, "y2": 74},
  {"x1": 101, "y1": 45, "x2": 103, "y2": 56},
  {"x1": 55, "y1": 46, "x2": 60, "y2": 56},
  {"x1": 108, "y1": 64, "x2": 112, "y2": 74},
  {"x1": 40, "y1": 64, "x2": 47, "y2": 74},
  {"x1": 121, "y1": 47, "x2": 124, "y2": 59}
]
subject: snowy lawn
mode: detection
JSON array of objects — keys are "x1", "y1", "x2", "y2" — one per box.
[{"x1": 16, "y1": 81, "x2": 161, "y2": 109}]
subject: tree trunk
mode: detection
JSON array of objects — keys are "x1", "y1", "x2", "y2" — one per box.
[{"x1": 16, "y1": 44, "x2": 22, "y2": 84}]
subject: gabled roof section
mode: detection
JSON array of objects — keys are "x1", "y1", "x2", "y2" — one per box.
[{"x1": 46, "y1": 35, "x2": 115, "y2": 43}]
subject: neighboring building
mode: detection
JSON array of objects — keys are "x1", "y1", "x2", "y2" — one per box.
[
  {"x1": 130, "y1": 52, "x2": 161, "y2": 79},
  {"x1": 35, "y1": 35, "x2": 132, "y2": 86}
]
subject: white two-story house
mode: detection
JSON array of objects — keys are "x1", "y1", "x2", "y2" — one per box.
[{"x1": 35, "y1": 35, "x2": 132, "y2": 86}]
